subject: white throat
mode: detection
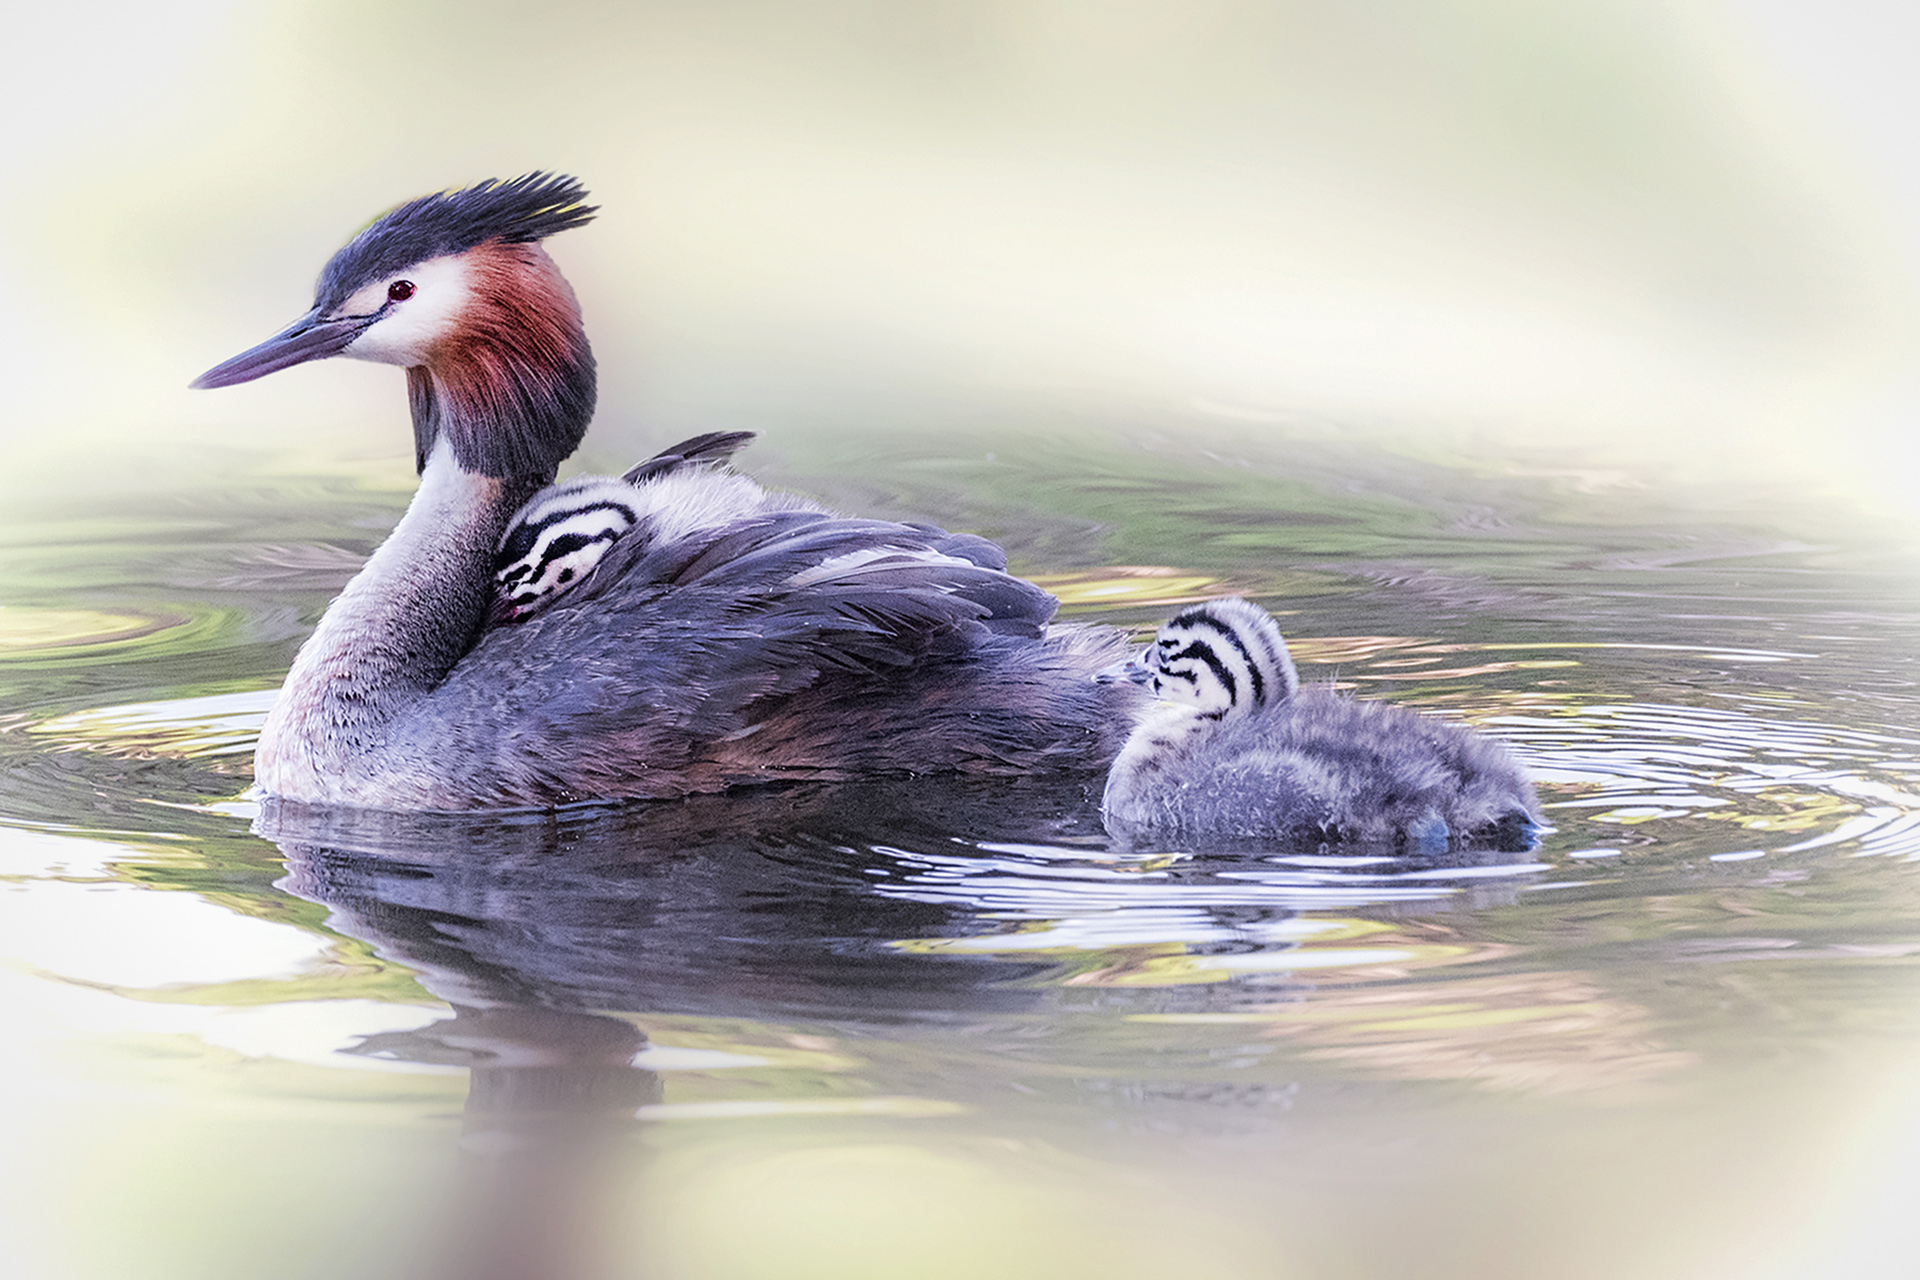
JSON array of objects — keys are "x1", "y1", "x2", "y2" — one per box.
[
  {"x1": 253, "y1": 438, "x2": 517, "y2": 804},
  {"x1": 339, "y1": 255, "x2": 473, "y2": 367}
]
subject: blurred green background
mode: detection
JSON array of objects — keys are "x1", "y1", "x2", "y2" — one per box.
[{"x1": 1, "y1": 0, "x2": 1914, "y2": 516}]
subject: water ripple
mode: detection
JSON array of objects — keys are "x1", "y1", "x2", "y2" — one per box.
[{"x1": 1494, "y1": 699, "x2": 1920, "y2": 857}]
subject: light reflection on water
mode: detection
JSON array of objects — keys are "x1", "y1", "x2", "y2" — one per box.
[{"x1": 2, "y1": 425, "x2": 1919, "y2": 1279}]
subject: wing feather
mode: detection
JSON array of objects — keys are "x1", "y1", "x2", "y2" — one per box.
[
  {"x1": 449, "y1": 508, "x2": 1063, "y2": 734},
  {"x1": 618, "y1": 431, "x2": 758, "y2": 484}
]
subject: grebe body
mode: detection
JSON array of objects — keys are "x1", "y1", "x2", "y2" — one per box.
[{"x1": 194, "y1": 175, "x2": 1140, "y2": 810}]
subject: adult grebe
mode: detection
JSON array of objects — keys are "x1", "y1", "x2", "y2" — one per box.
[
  {"x1": 1103, "y1": 598, "x2": 1539, "y2": 848},
  {"x1": 193, "y1": 173, "x2": 1139, "y2": 810}
]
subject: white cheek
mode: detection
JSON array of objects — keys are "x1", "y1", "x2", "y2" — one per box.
[{"x1": 339, "y1": 256, "x2": 473, "y2": 367}]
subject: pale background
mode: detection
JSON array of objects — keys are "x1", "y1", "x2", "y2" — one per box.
[
  {"x1": 2, "y1": 8, "x2": 1919, "y2": 1277},
  {"x1": 1, "y1": 0, "x2": 1914, "y2": 516}
]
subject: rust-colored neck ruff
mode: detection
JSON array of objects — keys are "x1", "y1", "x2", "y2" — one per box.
[{"x1": 408, "y1": 241, "x2": 595, "y2": 480}]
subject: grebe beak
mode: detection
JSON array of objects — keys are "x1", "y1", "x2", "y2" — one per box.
[{"x1": 190, "y1": 308, "x2": 377, "y2": 389}]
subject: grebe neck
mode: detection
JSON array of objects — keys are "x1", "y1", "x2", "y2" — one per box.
[
  {"x1": 253, "y1": 439, "x2": 546, "y2": 803},
  {"x1": 404, "y1": 242, "x2": 595, "y2": 478}
]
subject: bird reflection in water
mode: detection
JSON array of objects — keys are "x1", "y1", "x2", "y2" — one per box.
[
  {"x1": 259, "y1": 778, "x2": 1541, "y2": 1278},
  {"x1": 263, "y1": 779, "x2": 1118, "y2": 1279}
]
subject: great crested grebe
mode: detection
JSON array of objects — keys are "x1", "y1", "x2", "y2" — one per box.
[
  {"x1": 1103, "y1": 598, "x2": 1539, "y2": 848},
  {"x1": 194, "y1": 173, "x2": 1141, "y2": 811}
]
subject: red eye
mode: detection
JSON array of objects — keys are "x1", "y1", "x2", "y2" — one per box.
[{"x1": 387, "y1": 280, "x2": 416, "y2": 302}]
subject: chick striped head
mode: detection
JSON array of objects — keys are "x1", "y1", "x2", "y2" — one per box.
[
  {"x1": 491, "y1": 477, "x2": 642, "y2": 622},
  {"x1": 1132, "y1": 597, "x2": 1300, "y2": 719}
]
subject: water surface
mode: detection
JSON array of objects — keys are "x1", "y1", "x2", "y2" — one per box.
[{"x1": 3, "y1": 413, "x2": 1918, "y2": 1279}]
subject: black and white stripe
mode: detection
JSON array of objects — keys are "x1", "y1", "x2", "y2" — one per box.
[
  {"x1": 490, "y1": 432, "x2": 765, "y2": 624},
  {"x1": 1138, "y1": 597, "x2": 1299, "y2": 720},
  {"x1": 491, "y1": 477, "x2": 642, "y2": 621}
]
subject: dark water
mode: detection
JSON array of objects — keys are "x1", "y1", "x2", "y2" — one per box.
[{"x1": 3, "y1": 415, "x2": 1919, "y2": 1280}]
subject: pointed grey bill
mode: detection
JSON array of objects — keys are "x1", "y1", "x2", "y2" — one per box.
[
  {"x1": 1095, "y1": 652, "x2": 1156, "y2": 685},
  {"x1": 190, "y1": 308, "x2": 378, "y2": 388}
]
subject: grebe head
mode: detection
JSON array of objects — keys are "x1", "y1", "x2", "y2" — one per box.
[
  {"x1": 1127, "y1": 597, "x2": 1299, "y2": 720},
  {"x1": 191, "y1": 172, "x2": 599, "y2": 480}
]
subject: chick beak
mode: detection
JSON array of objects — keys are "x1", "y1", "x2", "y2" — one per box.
[
  {"x1": 190, "y1": 308, "x2": 377, "y2": 389},
  {"x1": 1095, "y1": 651, "x2": 1156, "y2": 686}
]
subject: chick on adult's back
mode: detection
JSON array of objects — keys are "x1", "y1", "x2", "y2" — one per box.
[
  {"x1": 1102, "y1": 598, "x2": 1538, "y2": 848},
  {"x1": 190, "y1": 174, "x2": 1142, "y2": 810}
]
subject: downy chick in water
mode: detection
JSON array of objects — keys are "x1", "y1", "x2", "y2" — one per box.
[{"x1": 1102, "y1": 598, "x2": 1540, "y2": 849}]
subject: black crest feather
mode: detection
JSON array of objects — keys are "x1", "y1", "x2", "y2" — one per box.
[{"x1": 315, "y1": 172, "x2": 596, "y2": 309}]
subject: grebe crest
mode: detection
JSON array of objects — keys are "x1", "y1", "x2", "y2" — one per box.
[{"x1": 1104, "y1": 597, "x2": 1539, "y2": 850}]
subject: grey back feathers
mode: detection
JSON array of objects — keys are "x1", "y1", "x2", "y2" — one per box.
[
  {"x1": 323, "y1": 429, "x2": 1148, "y2": 809},
  {"x1": 1104, "y1": 598, "x2": 1539, "y2": 850},
  {"x1": 619, "y1": 430, "x2": 756, "y2": 484}
]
